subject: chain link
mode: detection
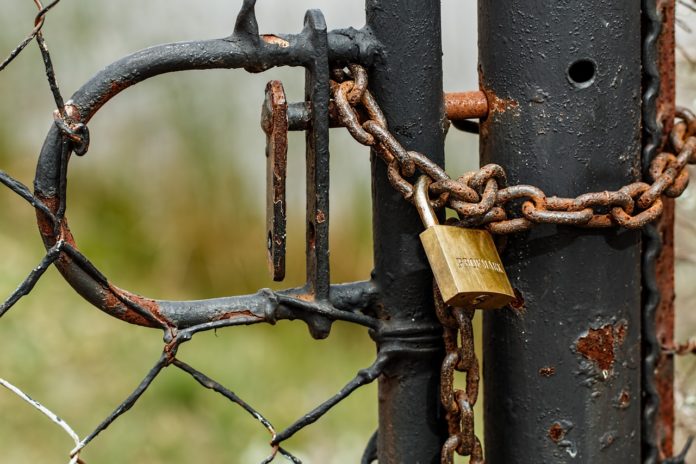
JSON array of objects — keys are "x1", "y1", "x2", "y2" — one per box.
[{"x1": 331, "y1": 64, "x2": 696, "y2": 463}]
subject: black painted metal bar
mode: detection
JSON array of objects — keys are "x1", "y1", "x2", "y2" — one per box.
[
  {"x1": 366, "y1": 0, "x2": 447, "y2": 462},
  {"x1": 302, "y1": 10, "x2": 334, "y2": 339},
  {"x1": 479, "y1": 3, "x2": 642, "y2": 463},
  {"x1": 33, "y1": 3, "x2": 380, "y2": 332}
]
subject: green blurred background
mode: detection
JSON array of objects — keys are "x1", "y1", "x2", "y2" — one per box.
[
  {"x1": 1, "y1": 1, "x2": 695, "y2": 463},
  {"x1": 0, "y1": 1, "x2": 479, "y2": 463}
]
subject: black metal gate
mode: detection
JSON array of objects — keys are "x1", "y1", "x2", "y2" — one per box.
[{"x1": 0, "y1": 0, "x2": 692, "y2": 462}]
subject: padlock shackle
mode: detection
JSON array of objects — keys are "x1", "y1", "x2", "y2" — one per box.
[{"x1": 414, "y1": 176, "x2": 438, "y2": 229}]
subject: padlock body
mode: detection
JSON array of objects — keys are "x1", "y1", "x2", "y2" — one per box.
[{"x1": 420, "y1": 225, "x2": 514, "y2": 309}]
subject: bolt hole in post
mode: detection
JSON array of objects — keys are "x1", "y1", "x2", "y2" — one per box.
[{"x1": 567, "y1": 58, "x2": 597, "y2": 88}]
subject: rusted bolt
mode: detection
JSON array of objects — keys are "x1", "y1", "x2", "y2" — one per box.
[
  {"x1": 266, "y1": 86, "x2": 489, "y2": 134},
  {"x1": 444, "y1": 91, "x2": 489, "y2": 120}
]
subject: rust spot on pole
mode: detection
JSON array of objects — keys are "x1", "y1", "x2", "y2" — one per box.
[
  {"x1": 539, "y1": 366, "x2": 556, "y2": 378},
  {"x1": 444, "y1": 91, "x2": 489, "y2": 120},
  {"x1": 616, "y1": 389, "x2": 631, "y2": 409},
  {"x1": 549, "y1": 422, "x2": 567, "y2": 443},
  {"x1": 576, "y1": 322, "x2": 627, "y2": 372},
  {"x1": 486, "y1": 91, "x2": 519, "y2": 115},
  {"x1": 577, "y1": 325, "x2": 615, "y2": 371},
  {"x1": 508, "y1": 288, "x2": 526, "y2": 313}
]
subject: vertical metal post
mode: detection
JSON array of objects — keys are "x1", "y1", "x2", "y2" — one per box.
[
  {"x1": 643, "y1": 0, "x2": 676, "y2": 459},
  {"x1": 366, "y1": 0, "x2": 448, "y2": 461},
  {"x1": 479, "y1": 3, "x2": 642, "y2": 463}
]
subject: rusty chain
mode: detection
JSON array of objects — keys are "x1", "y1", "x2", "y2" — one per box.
[
  {"x1": 331, "y1": 64, "x2": 696, "y2": 463},
  {"x1": 434, "y1": 284, "x2": 484, "y2": 464},
  {"x1": 331, "y1": 65, "x2": 696, "y2": 236}
]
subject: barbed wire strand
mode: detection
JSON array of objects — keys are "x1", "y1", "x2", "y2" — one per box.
[
  {"x1": 0, "y1": 171, "x2": 57, "y2": 221},
  {"x1": 0, "y1": 377, "x2": 83, "y2": 464},
  {"x1": 172, "y1": 359, "x2": 300, "y2": 464},
  {"x1": 0, "y1": 239, "x2": 63, "y2": 317},
  {"x1": 270, "y1": 352, "x2": 390, "y2": 446},
  {"x1": 0, "y1": 0, "x2": 60, "y2": 72},
  {"x1": 69, "y1": 352, "x2": 170, "y2": 458}
]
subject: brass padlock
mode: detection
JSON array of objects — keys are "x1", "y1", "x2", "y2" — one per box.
[{"x1": 415, "y1": 176, "x2": 515, "y2": 310}]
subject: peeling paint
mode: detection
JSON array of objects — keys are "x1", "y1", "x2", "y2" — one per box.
[
  {"x1": 261, "y1": 34, "x2": 290, "y2": 48},
  {"x1": 486, "y1": 90, "x2": 519, "y2": 115}
]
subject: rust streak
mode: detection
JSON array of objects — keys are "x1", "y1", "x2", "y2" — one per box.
[
  {"x1": 103, "y1": 290, "x2": 155, "y2": 327},
  {"x1": 110, "y1": 285, "x2": 173, "y2": 329},
  {"x1": 34, "y1": 194, "x2": 77, "y2": 247}
]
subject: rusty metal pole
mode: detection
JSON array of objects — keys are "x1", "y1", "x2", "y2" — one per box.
[
  {"x1": 479, "y1": 3, "x2": 642, "y2": 463},
  {"x1": 643, "y1": 0, "x2": 677, "y2": 460},
  {"x1": 366, "y1": 0, "x2": 448, "y2": 462}
]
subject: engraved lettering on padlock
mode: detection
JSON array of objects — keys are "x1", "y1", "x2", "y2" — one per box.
[
  {"x1": 414, "y1": 176, "x2": 515, "y2": 309},
  {"x1": 456, "y1": 257, "x2": 504, "y2": 273}
]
